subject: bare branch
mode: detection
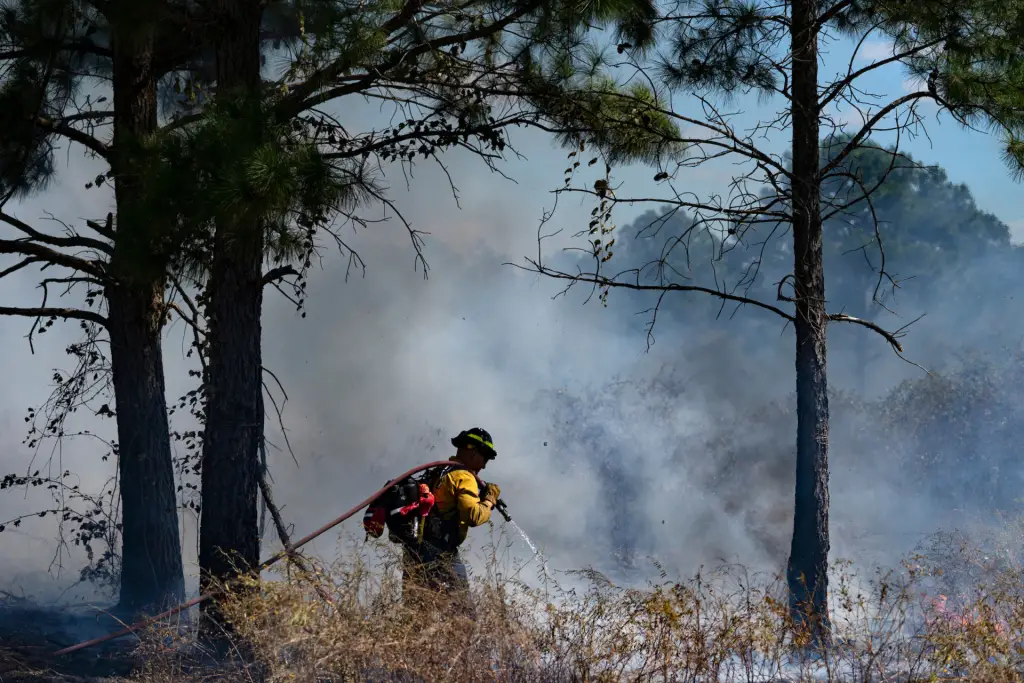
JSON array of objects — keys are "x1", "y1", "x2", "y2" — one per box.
[
  {"x1": 261, "y1": 368, "x2": 299, "y2": 470},
  {"x1": 269, "y1": 280, "x2": 301, "y2": 307},
  {"x1": 0, "y1": 306, "x2": 106, "y2": 326},
  {"x1": 85, "y1": 213, "x2": 115, "y2": 240},
  {"x1": 819, "y1": 35, "x2": 947, "y2": 112},
  {"x1": 514, "y1": 257, "x2": 797, "y2": 321},
  {"x1": 826, "y1": 313, "x2": 906, "y2": 353},
  {"x1": 0, "y1": 36, "x2": 113, "y2": 62},
  {"x1": 815, "y1": 0, "x2": 854, "y2": 27},
  {"x1": 256, "y1": 440, "x2": 333, "y2": 604},
  {"x1": 34, "y1": 117, "x2": 111, "y2": 158},
  {"x1": 165, "y1": 302, "x2": 205, "y2": 335},
  {"x1": 166, "y1": 273, "x2": 208, "y2": 379},
  {"x1": 0, "y1": 257, "x2": 43, "y2": 280},
  {"x1": 0, "y1": 211, "x2": 112, "y2": 255},
  {"x1": 262, "y1": 265, "x2": 298, "y2": 286},
  {"x1": 60, "y1": 110, "x2": 115, "y2": 124},
  {"x1": 821, "y1": 92, "x2": 932, "y2": 176},
  {"x1": 0, "y1": 240, "x2": 105, "y2": 279}
]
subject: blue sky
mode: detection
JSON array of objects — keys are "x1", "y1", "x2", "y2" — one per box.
[
  {"x1": 578, "y1": 29, "x2": 1024, "y2": 242},
  {"x1": 817, "y1": 35, "x2": 1022, "y2": 236}
]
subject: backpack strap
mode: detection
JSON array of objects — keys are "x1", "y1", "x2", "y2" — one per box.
[{"x1": 419, "y1": 465, "x2": 466, "y2": 555}]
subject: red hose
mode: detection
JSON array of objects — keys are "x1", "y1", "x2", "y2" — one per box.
[{"x1": 52, "y1": 460, "x2": 464, "y2": 657}]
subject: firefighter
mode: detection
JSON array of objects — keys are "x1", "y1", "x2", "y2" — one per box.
[{"x1": 402, "y1": 427, "x2": 501, "y2": 607}]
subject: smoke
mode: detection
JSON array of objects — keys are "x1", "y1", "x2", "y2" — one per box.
[{"x1": 0, "y1": 96, "x2": 1020, "y2": 613}]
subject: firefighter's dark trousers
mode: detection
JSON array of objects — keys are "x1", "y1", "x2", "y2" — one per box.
[{"x1": 401, "y1": 545, "x2": 474, "y2": 617}]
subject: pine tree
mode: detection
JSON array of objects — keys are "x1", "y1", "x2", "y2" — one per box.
[
  {"x1": 0, "y1": 0, "x2": 343, "y2": 614},
  {"x1": 0, "y1": 0, "x2": 187, "y2": 615},
  {"x1": 524, "y1": 0, "x2": 1024, "y2": 644},
  {"x1": 0, "y1": 0, "x2": 677, "y2": 628},
  {"x1": 122, "y1": 0, "x2": 679, "y2": 641}
]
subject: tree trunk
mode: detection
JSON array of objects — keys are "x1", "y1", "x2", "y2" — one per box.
[
  {"x1": 786, "y1": 0, "x2": 831, "y2": 645},
  {"x1": 107, "y1": 286, "x2": 185, "y2": 614},
  {"x1": 108, "y1": 14, "x2": 185, "y2": 615},
  {"x1": 197, "y1": 0, "x2": 265, "y2": 645}
]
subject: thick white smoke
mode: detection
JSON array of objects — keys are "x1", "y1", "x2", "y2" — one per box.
[{"x1": 0, "y1": 48, "x2": 1019, "y2": 608}]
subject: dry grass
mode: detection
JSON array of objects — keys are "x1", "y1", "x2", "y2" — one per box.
[{"x1": 97, "y1": 526, "x2": 1024, "y2": 683}]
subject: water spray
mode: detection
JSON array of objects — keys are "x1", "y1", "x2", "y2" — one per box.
[{"x1": 475, "y1": 478, "x2": 549, "y2": 578}]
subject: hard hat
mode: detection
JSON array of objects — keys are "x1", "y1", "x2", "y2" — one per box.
[{"x1": 451, "y1": 427, "x2": 496, "y2": 459}]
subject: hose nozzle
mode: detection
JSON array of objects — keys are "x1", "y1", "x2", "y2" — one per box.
[
  {"x1": 494, "y1": 498, "x2": 512, "y2": 522},
  {"x1": 477, "y1": 475, "x2": 512, "y2": 522}
]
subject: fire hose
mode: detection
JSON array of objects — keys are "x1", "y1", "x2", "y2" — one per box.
[{"x1": 52, "y1": 460, "x2": 510, "y2": 657}]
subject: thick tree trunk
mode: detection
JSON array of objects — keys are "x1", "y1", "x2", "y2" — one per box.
[
  {"x1": 108, "y1": 14, "x2": 185, "y2": 615},
  {"x1": 107, "y1": 286, "x2": 185, "y2": 614},
  {"x1": 197, "y1": 0, "x2": 265, "y2": 645},
  {"x1": 786, "y1": 0, "x2": 831, "y2": 645}
]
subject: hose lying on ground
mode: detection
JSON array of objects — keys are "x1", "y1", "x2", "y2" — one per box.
[{"x1": 52, "y1": 460, "x2": 467, "y2": 657}]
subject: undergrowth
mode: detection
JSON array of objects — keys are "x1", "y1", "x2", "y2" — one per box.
[{"x1": 116, "y1": 526, "x2": 1024, "y2": 683}]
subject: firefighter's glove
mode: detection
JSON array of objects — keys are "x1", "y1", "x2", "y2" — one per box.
[{"x1": 482, "y1": 483, "x2": 501, "y2": 507}]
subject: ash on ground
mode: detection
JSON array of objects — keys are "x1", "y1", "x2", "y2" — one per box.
[{"x1": 0, "y1": 594, "x2": 141, "y2": 682}]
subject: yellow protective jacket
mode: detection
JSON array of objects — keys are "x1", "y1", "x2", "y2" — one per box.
[{"x1": 431, "y1": 465, "x2": 493, "y2": 548}]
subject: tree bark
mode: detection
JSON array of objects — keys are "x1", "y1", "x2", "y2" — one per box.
[
  {"x1": 786, "y1": 0, "x2": 831, "y2": 645},
  {"x1": 197, "y1": 0, "x2": 265, "y2": 645},
  {"x1": 108, "y1": 10, "x2": 185, "y2": 615}
]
